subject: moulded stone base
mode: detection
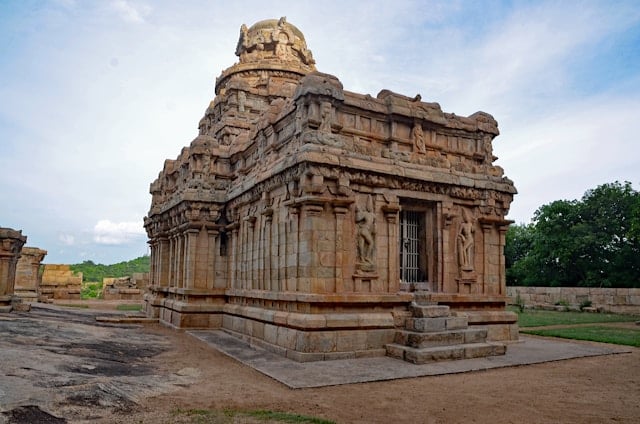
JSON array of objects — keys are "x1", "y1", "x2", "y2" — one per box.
[
  {"x1": 386, "y1": 342, "x2": 506, "y2": 364},
  {"x1": 221, "y1": 322, "x2": 393, "y2": 362},
  {"x1": 463, "y1": 310, "x2": 519, "y2": 341},
  {"x1": 157, "y1": 299, "x2": 225, "y2": 329},
  {"x1": 39, "y1": 287, "x2": 81, "y2": 300},
  {"x1": 13, "y1": 290, "x2": 38, "y2": 302}
]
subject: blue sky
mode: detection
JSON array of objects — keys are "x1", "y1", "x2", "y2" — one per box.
[{"x1": 1, "y1": 0, "x2": 639, "y2": 264}]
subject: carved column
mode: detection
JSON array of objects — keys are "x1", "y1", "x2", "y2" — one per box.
[
  {"x1": 441, "y1": 205, "x2": 455, "y2": 293},
  {"x1": 286, "y1": 205, "x2": 300, "y2": 291},
  {"x1": 333, "y1": 204, "x2": 349, "y2": 293},
  {"x1": 481, "y1": 222, "x2": 493, "y2": 295},
  {"x1": 383, "y1": 205, "x2": 400, "y2": 293},
  {"x1": 262, "y1": 209, "x2": 273, "y2": 291},
  {"x1": 206, "y1": 230, "x2": 218, "y2": 289},
  {"x1": 15, "y1": 247, "x2": 47, "y2": 301},
  {"x1": 498, "y1": 224, "x2": 509, "y2": 296},
  {"x1": 168, "y1": 235, "x2": 176, "y2": 287},
  {"x1": 299, "y1": 202, "x2": 324, "y2": 293},
  {"x1": 228, "y1": 224, "x2": 239, "y2": 289},
  {"x1": 148, "y1": 241, "x2": 157, "y2": 286},
  {"x1": 184, "y1": 229, "x2": 199, "y2": 289},
  {"x1": 158, "y1": 237, "x2": 169, "y2": 287},
  {"x1": 239, "y1": 220, "x2": 247, "y2": 289},
  {"x1": 0, "y1": 228, "x2": 27, "y2": 311},
  {"x1": 245, "y1": 216, "x2": 257, "y2": 290},
  {"x1": 272, "y1": 213, "x2": 280, "y2": 292},
  {"x1": 176, "y1": 233, "x2": 184, "y2": 288}
]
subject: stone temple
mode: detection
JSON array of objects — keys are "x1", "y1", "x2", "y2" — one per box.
[{"x1": 144, "y1": 18, "x2": 517, "y2": 362}]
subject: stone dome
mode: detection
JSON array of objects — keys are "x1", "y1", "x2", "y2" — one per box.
[
  {"x1": 247, "y1": 18, "x2": 306, "y2": 42},
  {"x1": 234, "y1": 16, "x2": 315, "y2": 68}
]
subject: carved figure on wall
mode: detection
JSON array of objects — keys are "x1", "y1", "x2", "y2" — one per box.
[
  {"x1": 319, "y1": 101, "x2": 332, "y2": 134},
  {"x1": 483, "y1": 134, "x2": 496, "y2": 164},
  {"x1": 457, "y1": 208, "x2": 475, "y2": 272},
  {"x1": 236, "y1": 24, "x2": 249, "y2": 56},
  {"x1": 294, "y1": 106, "x2": 304, "y2": 134},
  {"x1": 356, "y1": 195, "x2": 376, "y2": 270},
  {"x1": 237, "y1": 90, "x2": 246, "y2": 112},
  {"x1": 412, "y1": 123, "x2": 426, "y2": 153}
]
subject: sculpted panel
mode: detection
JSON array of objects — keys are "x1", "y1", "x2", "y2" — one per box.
[{"x1": 355, "y1": 195, "x2": 376, "y2": 272}]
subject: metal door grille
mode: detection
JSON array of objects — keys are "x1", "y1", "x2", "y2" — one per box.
[{"x1": 400, "y1": 211, "x2": 422, "y2": 282}]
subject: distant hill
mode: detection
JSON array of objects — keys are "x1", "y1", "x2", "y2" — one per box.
[{"x1": 70, "y1": 255, "x2": 150, "y2": 282}]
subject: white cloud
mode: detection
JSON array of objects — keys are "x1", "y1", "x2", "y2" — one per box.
[
  {"x1": 58, "y1": 233, "x2": 75, "y2": 246},
  {"x1": 93, "y1": 219, "x2": 146, "y2": 245},
  {"x1": 110, "y1": 0, "x2": 151, "y2": 23}
]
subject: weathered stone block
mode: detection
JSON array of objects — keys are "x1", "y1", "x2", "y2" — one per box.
[
  {"x1": 405, "y1": 346, "x2": 464, "y2": 364},
  {"x1": 463, "y1": 328, "x2": 488, "y2": 344},
  {"x1": 407, "y1": 330, "x2": 465, "y2": 348},
  {"x1": 385, "y1": 343, "x2": 406, "y2": 360},
  {"x1": 445, "y1": 316, "x2": 468, "y2": 330},
  {"x1": 410, "y1": 304, "x2": 450, "y2": 318},
  {"x1": 276, "y1": 327, "x2": 297, "y2": 350},
  {"x1": 463, "y1": 343, "x2": 502, "y2": 359},
  {"x1": 406, "y1": 317, "x2": 447, "y2": 332},
  {"x1": 336, "y1": 330, "x2": 368, "y2": 351},
  {"x1": 365, "y1": 329, "x2": 395, "y2": 349}
]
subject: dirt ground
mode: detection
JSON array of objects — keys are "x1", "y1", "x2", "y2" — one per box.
[{"x1": 1, "y1": 306, "x2": 639, "y2": 424}]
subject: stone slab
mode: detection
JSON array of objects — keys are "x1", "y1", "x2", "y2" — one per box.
[{"x1": 188, "y1": 330, "x2": 631, "y2": 389}]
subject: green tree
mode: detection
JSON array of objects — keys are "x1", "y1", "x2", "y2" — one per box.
[
  {"x1": 70, "y1": 255, "x2": 150, "y2": 282},
  {"x1": 505, "y1": 223, "x2": 534, "y2": 285},
  {"x1": 505, "y1": 181, "x2": 640, "y2": 288}
]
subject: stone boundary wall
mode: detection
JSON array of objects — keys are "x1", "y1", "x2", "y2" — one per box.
[{"x1": 507, "y1": 286, "x2": 640, "y2": 315}]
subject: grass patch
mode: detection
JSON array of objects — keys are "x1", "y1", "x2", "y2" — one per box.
[
  {"x1": 509, "y1": 307, "x2": 639, "y2": 327},
  {"x1": 58, "y1": 303, "x2": 89, "y2": 309},
  {"x1": 116, "y1": 304, "x2": 142, "y2": 311},
  {"x1": 523, "y1": 325, "x2": 640, "y2": 347},
  {"x1": 171, "y1": 408, "x2": 335, "y2": 424},
  {"x1": 246, "y1": 410, "x2": 335, "y2": 424},
  {"x1": 81, "y1": 281, "x2": 103, "y2": 299}
]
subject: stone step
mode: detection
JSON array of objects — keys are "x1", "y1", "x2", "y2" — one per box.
[
  {"x1": 409, "y1": 303, "x2": 450, "y2": 318},
  {"x1": 394, "y1": 328, "x2": 488, "y2": 348},
  {"x1": 386, "y1": 342, "x2": 506, "y2": 364},
  {"x1": 405, "y1": 316, "x2": 468, "y2": 333}
]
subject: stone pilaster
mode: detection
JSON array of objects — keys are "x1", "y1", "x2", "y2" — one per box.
[
  {"x1": 15, "y1": 246, "x2": 47, "y2": 302},
  {"x1": 206, "y1": 230, "x2": 218, "y2": 289},
  {"x1": 333, "y1": 203, "x2": 349, "y2": 293},
  {"x1": 184, "y1": 229, "x2": 199, "y2": 289},
  {"x1": 383, "y1": 205, "x2": 400, "y2": 293},
  {"x1": 0, "y1": 228, "x2": 27, "y2": 312}
]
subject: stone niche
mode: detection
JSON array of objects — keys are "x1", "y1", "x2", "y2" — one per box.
[
  {"x1": 0, "y1": 227, "x2": 27, "y2": 312},
  {"x1": 144, "y1": 17, "x2": 518, "y2": 362},
  {"x1": 14, "y1": 247, "x2": 47, "y2": 302},
  {"x1": 40, "y1": 264, "x2": 82, "y2": 301}
]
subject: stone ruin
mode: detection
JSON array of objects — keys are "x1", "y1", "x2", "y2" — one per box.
[
  {"x1": 144, "y1": 18, "x2": 517, "y2": 362},
  {"x1": 15, "y1": 247, "x2": 48, "y2": 303},
  {"x1": 40, "y1": 264, "x2": 82, "y2": 301},
  {"x1": 102, "y1": 273, "x2": 148, "y2": 300},
  {"x1": 0, "y1": 227, "x2": 27, "y2": 312}
]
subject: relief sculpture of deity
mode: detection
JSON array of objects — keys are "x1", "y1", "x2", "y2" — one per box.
[
  {"x1": 319, "y1": 101, "x2": 332, "y2": 134},
  {"x1": 412, "y1": 123, "x2": 426, "y2": 153},
  {"x1": 457, "y1": 208, "x2": 475, "y2": 272},
  {"x1": 355, "y1": 195, "x2": 376, "y2": 271}
]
